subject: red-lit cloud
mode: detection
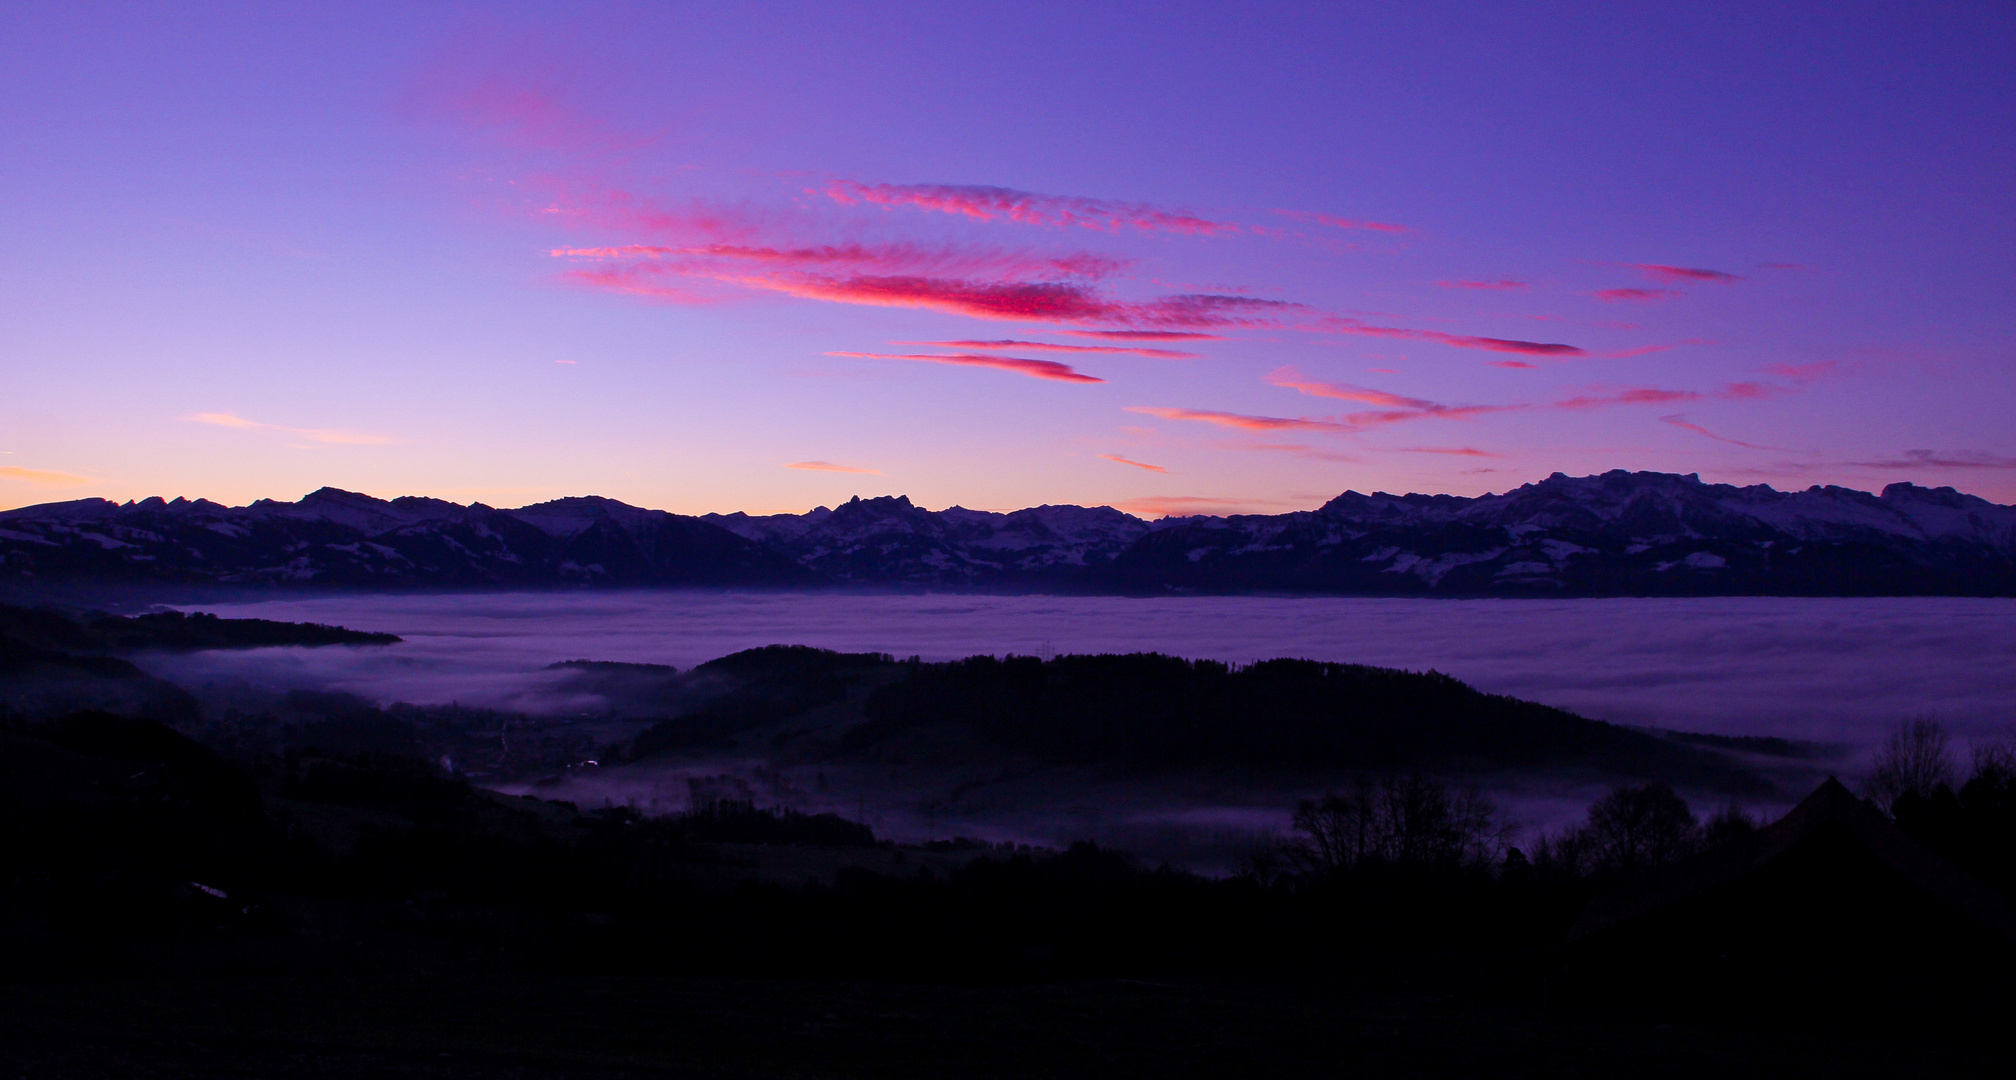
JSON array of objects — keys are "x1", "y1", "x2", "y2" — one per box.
[
  {"x1": 1394, "y1": 447, "x2": 1504, "y2": 457},
  {"x1": 1658, "y1": 415, "x2": 1786, "y2": 451},
  {"x1": 826, "y1": 180, "x2": 1239, "y2": 236},
  {"x1": 1594, "y1": 288, "x2": 1672, "y2": 303},
  {"x1": 1308, "y1": 317, "x2": 1584, "y2": 357},
  {"x1": 901, "y1": 339, "x2": 1199, "y2": 359},
  {"x1": 786, "y1": 461, "x2": 883, "y2": 474},
  {"x1": 1488, "y1": 360, "x2": 1539, "y2": 370},
  {"x1": 1272, "y1": 209, "x2": 1411, "y2": 234},
  {"x1": 1437, "y1": 280, "x2": 1527, "y2": 290},
  {"x1": 1264, "y1": 369, "x2": 1438, "y2": 410},
  {"x1": 1555, "y1": 387, "x2": 1704, "y2": 409},
  {"x1": 1099, "y1": 454, "x2": 1167, "y2": 473},
  {"x1": 827, "y1": 351, "x2": 1104, "y2": 383},
  {"x1": 1125, "y1": 406, "x2": 1350, "y2": 434},
  {"x1": 1634, "y1": 264, "x2": 1742, "y2": 284},
  {"x1": 1266, "y1": 368, "x2": 1525, "y2": 428},
  {"x1": 1063, "y1": 330, "x2": 1224, "y2": 341}
]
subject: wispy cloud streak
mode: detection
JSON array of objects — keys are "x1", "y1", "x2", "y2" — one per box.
[
  {"x1": 1309, "y1": 317, "x2": 1583, "y2": 357},
  {"x1": 1634, "y1": 264, "x2": 1741, "y2": 284},
  {"x1": 826, "y1": 180, "x2": 1239, "y2": 236},
  {"x1": 1064, "y1": 330, "x2": 1224, "y2": 342},
  {"x1": 901, "y1": 339, "x2": 1199, "y2": 359},
  {"x1": 827, "y1": 352, "x2": 1105, "y2": 383},
  {"x1": 1272, "y1": 209, "x2": 1411, "y2": 234},
  {"x1": 1850, "y1": 450, "x2": 2016, "y2": 470},
  {"x1": 1594, "y1": 288, "x2": 1671, "y2": 303},
  {"x1": 1125, "y1": 406, "x2": 1350, "y2": 434},
  {"x1": 1659, "y1": 415, "x2": 1787, "y2": 451},
  {"x1": 1555, "y1": 388, "x2": 1703, "y2": 409},
  {"x1": 184, "y1": 412, "x2": 395, "y2": 445},
  {"x1": 786, "y1": 461, "x2": 882, "y2": 474},
  {"x1": 0, "y1": 466, "x2": 97, "y2": 487},
  {"x1": 1099, "y1": 454, "x2": 1168, "y2": 473},
  {"x1": 1266, "y1": 367, "x2": 1524, "y2": 427}
]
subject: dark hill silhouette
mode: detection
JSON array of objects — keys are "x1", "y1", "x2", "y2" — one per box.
[{"x1": 622, "y1": 647, "x2": 1764, "y2": 791}]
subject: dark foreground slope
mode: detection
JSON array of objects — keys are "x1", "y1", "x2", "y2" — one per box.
[
  {"x1": 5, "y1": 470, "x2": 2013, "y2": 595},
  {"x1": 0, "y1": 709, "x2": 2008, "y2": 1078}
]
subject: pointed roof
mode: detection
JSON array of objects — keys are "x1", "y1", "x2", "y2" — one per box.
[{"x1": 1567, "y1": 777, "x2": 2016, "y2": 947}]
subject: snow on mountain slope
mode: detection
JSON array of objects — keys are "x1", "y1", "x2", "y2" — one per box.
[{"x1": 4, "y1": 473, "x2": 2012, "y2": 595}]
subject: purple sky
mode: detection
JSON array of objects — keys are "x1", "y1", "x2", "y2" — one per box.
[{"x1": 4, "y1": 2, "x2": 2012, "y2": 516}]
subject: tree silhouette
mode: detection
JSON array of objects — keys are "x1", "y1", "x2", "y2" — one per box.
[
  {"x1": 1867, "y1": 716, "x2": 1953, "y2": 808},
  {"x1": 1584, "y1": 783, "x2": 1697, "y2": 874}
]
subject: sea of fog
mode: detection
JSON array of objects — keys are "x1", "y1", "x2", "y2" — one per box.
[
  {"x1": 148, "y1": 592, "x2": 2016, "y2": 748},
  {"x1": 134, "y1": 592, "x2": 2014, "y2": 864}
]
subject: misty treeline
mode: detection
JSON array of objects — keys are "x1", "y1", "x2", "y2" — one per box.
[
  {"x1": 1271, "y1": 774, "x2": 1755, "y2": 885},
  {"x1": 1862, "y1": 716, "x2": 2016, "y2": 904},
  {"x1": 0, "y1": 601, "x2": 398, "y2": 653}
]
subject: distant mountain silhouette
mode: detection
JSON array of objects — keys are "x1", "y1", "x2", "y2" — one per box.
[
  {"x1": 4, "y1": 471, "x2": 2013, "y2": 595},
  {"x1": 0, "y1": 487, "x2": 814, "y2": 589}
]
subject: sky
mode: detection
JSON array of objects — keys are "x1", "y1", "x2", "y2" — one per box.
[{"x1": 3, "y1": 1, "x2": 2012, "y2": 517}]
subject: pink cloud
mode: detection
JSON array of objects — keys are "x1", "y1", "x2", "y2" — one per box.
[
  {"x1": 1264, "y1": 368, "x2": 1438, "y2": 410},
  {"x1": 1717, "y1": 382, "x2": 1776, "y2": 400},
  {"x1": 1658, "y1": 415, "x2": 1786, "y2": 451},
  {"x1": 1606, "y1": 340, "x2": 1713, "y2": 359},
  {"x1": 1063, "y1": 330, "x2": 1224, "y2": 342},
  {"x1": 1488, "y1": 360, "x2": 1539, "y2": 370},
  {"x1": 1437, "y1": 280, "x2": 1527, "y2": 291},
  {"x1": 1099, "y1": 453, "x2": 1168, "y2": 473},
  {"x1": 184, "y1": 411, "x2": 396, "y2": 445},
  {"x1": 1272, "y1": 209, "x2": 1411, "y2": 234},
  {"x1": 1125, "y1": 406, "x2": 1349, "y2": 434},
  {"x1": 1850, "y1": 450, "x2": 2016, "y2": 470},
  {"x1": 786, "y1": 461, "x2": 883, "y2": 474},
  {"x1": 1763, "y1": 361, "x2": 1839, "y2": 380},
  {"x1": 0, "y1": 466, "x2": 97, "y2": 487},
  {"x1": 1394, "y1": 447, "x2": 1504, "y2": 457},
  {"x1": 1308, "y1": 317, "x2": 1584, "y2": 357},
  {"x1": 770, "y1": 277, "x2": 1120, "y2": 322},
  {"x1": 1111, "y1": 495, "x2": 1296, "y2": 518},
  {"x1": 825, "y1": 180, "x2": 1239, "y2": 236},
  {"x1": 551, "y1": 240, "x2": 1124, "y2": 284},
  {"x1": 1555, "y1": 387, "x2": 1704, "y2": 409},
  {"x1": 902, "y1": 339, "x2": 1199, "y2": 359},
  {"x1": 1594, "y1": 288, "x2": 1672, "y2": 303},
  {"x1": 827, "y1": 351, "x2": 1104, "y2": 384},
  {"x1": 1633, "y1": 264, "x2": 1742, "y2": 284}
]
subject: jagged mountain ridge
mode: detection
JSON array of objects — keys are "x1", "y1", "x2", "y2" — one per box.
[
  {"x1": 0, "y1": 487, "x2": 813, "y2": 588},
  {"x1": 2, "y1": 471, "x2": 2012, "y2": 595}
]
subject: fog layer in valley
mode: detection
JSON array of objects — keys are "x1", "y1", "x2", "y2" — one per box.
[
  {"x1": 133, "y1": 592, "x2": 2015, "y2": 870},
  {"x1": 150, "y1": 592, "x2": 2015, "y2": 741}
]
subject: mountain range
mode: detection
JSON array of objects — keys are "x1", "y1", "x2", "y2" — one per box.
[{"x1": 3, "y1": 470, "x2": 2013, "y2": 596}]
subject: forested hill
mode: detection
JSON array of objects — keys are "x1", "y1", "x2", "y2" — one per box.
[{"x1": 622, "y1": 647, "x2": 1768, "y2": 793}]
